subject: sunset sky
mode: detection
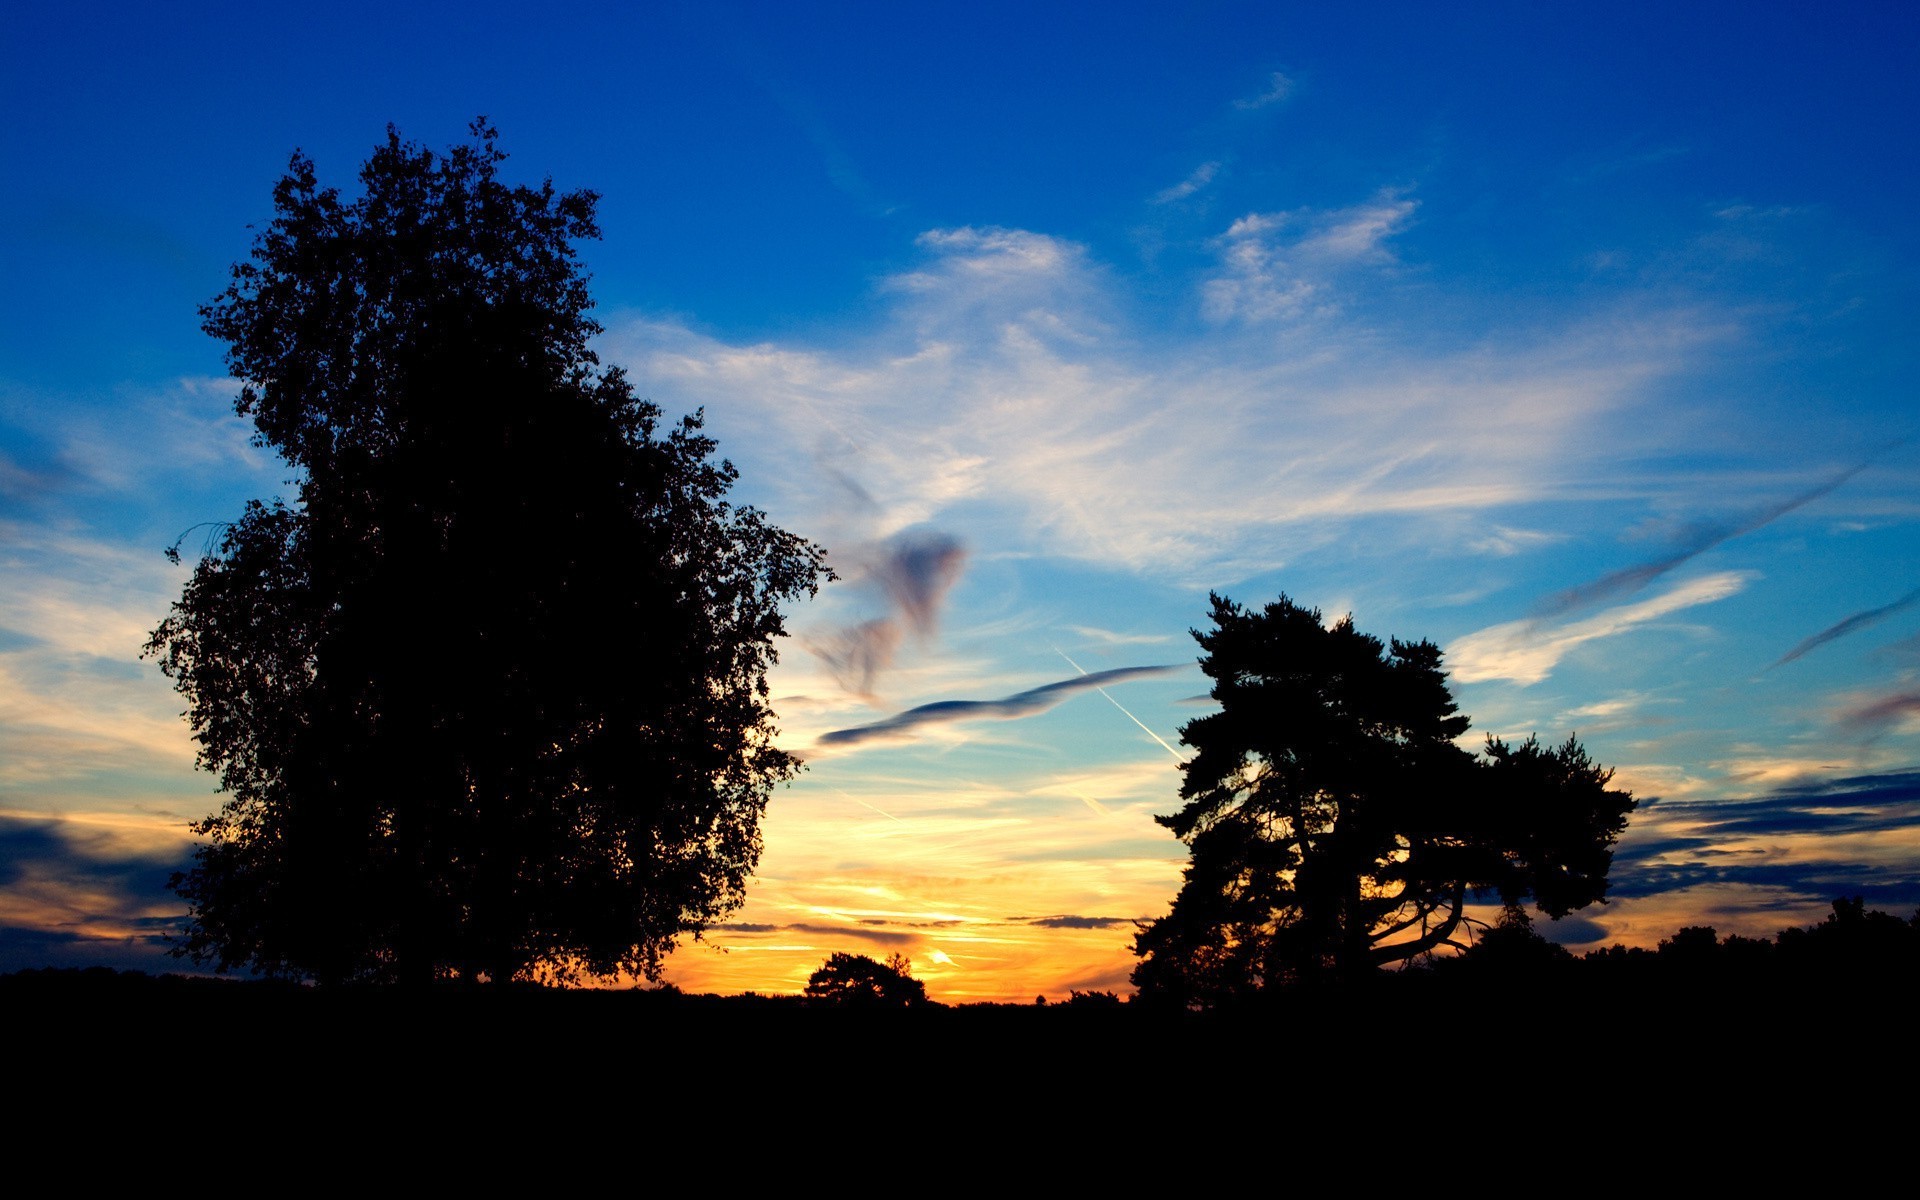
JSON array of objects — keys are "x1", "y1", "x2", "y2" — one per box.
[{"x1": 3, "y1": 2, "x2": 1916, "y2": 1001}]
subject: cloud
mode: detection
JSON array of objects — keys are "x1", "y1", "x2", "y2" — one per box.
[
  {"x1": 609, "y1": 218, "x2": 1740, "y2": 584},
  {"x1": 1063, "y1": 625, "x2": 1175, "y2": 646},
  {"x1": 0, "y1": 543, "x2": 210, "y2": 787},
  {"x1": 0, "y1": 813, "x2": 186, "y2": 891},
  {"x1": 745, "y1": 53, "x2": 898, "y2": 217},
  {"x1": 1467, "y1": 525, "x2": 1566, "y2": 557},
  {"x1": 1634, "y1": 769, "x2": 1920, "y2": 838},
  {"x1": 0, "y1": 378, "x2": 291, "y2": 797},
  {"x1": 1202, "y1": 214, "x2": 1316, "y2": 321},
  {"x1": 1834, "y1": 691, "x2": 1920, "y2": 740},
  {"x1": 1537, "y1": 915, "x2": 1611, "y2": 946},
  {"x1": 816, "y1": 664, "x2": 1183, "y2": 749},
  {"x1": 1606, "y1": 770, "x2": 1920, "y2": 909},
  {"x1": 871, "y1": 530, "x2": 966, "y2": 634},
  {"x1": 0, "y1": 814, "x2": 193, "y2": 972},
  {"x1": 1025, "y1": 915, "x2": 1131, "y2": 929},
  {"x1": 786, "y1": 922, "x2": 917, "y2": 946},
  {"x1": 895, "y1": 226, "x2": 1084, "y2": 297},
  {"x1": 1537, "y1": 460, "x2": 1873, "y2": 619},
  {"x1": 811, "y1": 529, "x2": 967, "y2": 697},
  {"x1": 1234, "y1": 71, "x2": 1294, "y2": 111},
  {"x1": 5, "y1": 377, "x2": 268, "y2": 501},
  {"x1": 1296, "y1": 196, "x2": 1419, "y2": 261},
  {"x1": 1201, "y1": 193, "x2": 1417, "y2": 323},
  {"x1": 1776, "y1": 586, "x2": 1920, "y2": 666},
  {"x1": 811, "y1": 618, "x2": 905, "y2": 700},
  {"x1": 0, "y1": 449, "x2": 78, "y2": 516},
  {"x1": 1153, "y1": 161, "x2": 1220, "y2": 205},
  {"x1": 1448, "y1": 571, "x2": 1751, "y2": 685},
  {"x1": 1607, "y1": 858, "x2": 1918, "y2": 904}
]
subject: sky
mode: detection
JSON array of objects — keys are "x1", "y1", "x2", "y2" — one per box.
[{"x1": 2, "y1": 1, "x2": 1916, "y2": 1001}]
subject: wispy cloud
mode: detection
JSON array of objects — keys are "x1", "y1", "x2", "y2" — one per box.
[
  {"x1": 1537, "y1": 460, "x2": 1874, "y2": 619},
  {"x1": 816, "y1": 664, "x2": 1183, "y2": 749},
  {"x1": 612, "y1": 220, "x2": 1734, "y2": 583},
  {"x1": 785, "y1": 921, "x2": 916, "y2": 946},
  {"x1": 19, "y1": 377, "x2": 268, "y2": 498},
  {"x1": 1234, "y1": 71, "x2": 1294, "y2": 111},
  {"x1": 1153, "y1": 161, "x2": 1220, "y2": 205},
  {"x1": 892, "y1": 226, "x2": 1085, "y2": 297},
  {"x1": 1201, "y1": 213, "x2": 1316, "y2": 321},
  {"x1": 1296, "y1": 195, "x2": 1418, "y2": 260},
  {"x1": 1201, "y1": 192, "x2": 1417, "y2": 322},
  {"x1": 811, "y1": 529, "x2": 967, "y2": 697},
  {"x1": 1834, "y1": 690, "x2": 1920, "y2": 740},
  {"x1": 1063, "y1": 625, "x2": 1175, "y2": 646},
  {"x1": 1449, "y1": 571, "x2": 1752, "y2": 685},
  {"x1": 1776, "y1": 586, "x2": 1920, "y2": 666},
  {"x1": 1468, "y1": 524, "x2": 1567, "y2": 557},
  {"x1": 1023, "y1": 914, "x2": 1131, "y2": 929},
  {"x1": 0, "y1": 813, "x2": 193, "y2": 972},
  {"x1": 1609, "y1": 769, "x2": 1920, "y2": 909},
  {"x1": 738, "y1": 40, "x2": 900, "y2": 218}
]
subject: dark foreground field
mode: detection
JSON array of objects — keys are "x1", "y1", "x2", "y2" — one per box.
[
  {"x1": 12, "y1": 961, "x2": 1917, "y2": 1176},
  {"x1": 12, "y1": 961, "x2": 1909, "y2": 1088}
]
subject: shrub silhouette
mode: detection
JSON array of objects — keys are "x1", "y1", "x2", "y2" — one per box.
[{"x1": 804, "y1": 952, "x2": 930, "y2": 1008}]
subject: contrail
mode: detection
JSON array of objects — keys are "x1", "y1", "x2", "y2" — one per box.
[
  {"x1": 1072, "y1": 791, "x2": 1112, "y2": 817},
  {"x1": 1054, "y1": 645, "x2": 1185, "y2": 760},
  {"x1": 1775, "y1": 586, "x2": 1920, "y2": 666},
  {"x1": 1534, "y1": 455, "x2": 1885, "y2": 622},
  {"x1": 816, "y1": 662, "x2": 1183, "y2": 748},
  {"x1": 836, "y1": 789, "x2": 902, "y2": 822}
]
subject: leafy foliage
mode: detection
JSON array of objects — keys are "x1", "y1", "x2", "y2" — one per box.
[
  {"x1": 148, "y1": 122, "x2": 830, "y2": 985},
  {"x1": 803, "y1": 952, "x2": 930, "y2": 1008},
  {"x1": 1132, "y1": 593, "x2": 1633, "y2": 1005}
]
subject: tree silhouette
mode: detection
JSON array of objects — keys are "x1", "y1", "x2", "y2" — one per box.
[
  {"x1": 1132, "y1": 594, "x2": 1633, "y2": 1005},
  {"x1": 803, "y1": 952, "x2": 930, "y2": 1007},
  {"x1": 147, "y1": 122, "x2": 830, "y2": 985}
]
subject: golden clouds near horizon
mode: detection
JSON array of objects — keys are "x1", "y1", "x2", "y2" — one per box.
[{"x1": 659, "y1": 765, "x2": 1187, "y2": 1002}]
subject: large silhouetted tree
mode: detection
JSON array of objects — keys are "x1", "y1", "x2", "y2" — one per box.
[
  {"x1": 1132, "y1": 594, "x2": 1633, "y2": 1006},
  {"x1": 148, "y1": 122, "x2": 830, "y2": 985}
]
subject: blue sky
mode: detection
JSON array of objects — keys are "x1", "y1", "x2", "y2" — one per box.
[{"x1": 3, "y1": 2, "x2": 1916, "y2": 998}]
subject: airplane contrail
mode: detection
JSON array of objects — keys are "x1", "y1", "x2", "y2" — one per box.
[
  {"x1": 1072, "y1": 791, "x2": 1112, "y2": 817},
  {"x1": 836, "y1": 789, "x2": 903, "y2": 822},
  {"x1": 816, "y1": 662, "x2": 1182, "y2": 747},
  {"x1": 1054, "y1": 645, "x2": 1186, "y2": 760},
  {"x1": 1774, "y1": 585, "x2": 1920, "y2": 666},
  {"x1": 1534, "y1": 454, "x2": 1888, "y2": 622}
]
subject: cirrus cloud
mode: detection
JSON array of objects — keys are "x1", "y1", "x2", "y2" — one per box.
[{"x1": 1448, "y1": 571, "x2": 1753, "y2": 686}]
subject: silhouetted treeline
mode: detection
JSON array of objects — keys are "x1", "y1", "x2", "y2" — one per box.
[
  {"x1": 1430, "y1": 896, "x2": 1920, "y2": 992},
  {"x1": 13, "y1": 905, "x2": 1918, "y2": 1128},
  {"x1": 10, "y1": 897, "x2": 1916, "y2": 1023}
]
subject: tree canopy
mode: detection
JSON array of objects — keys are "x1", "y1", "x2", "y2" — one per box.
[
  {"x1": 1132, "y1": 593, "x2": 1634, "y2": 1005},
  {"x1": 148, "y1": 122, "x2": 830, "y2": 985},
  {"x1": 803, "y1": 952, "x2": 930, "y2": 1008}
]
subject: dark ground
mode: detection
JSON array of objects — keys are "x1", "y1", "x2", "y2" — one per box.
[{"x1": 11, "y1": 962, "x2": 1914, "y2": 1173}]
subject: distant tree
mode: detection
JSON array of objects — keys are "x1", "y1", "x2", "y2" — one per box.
[
  {"x1": 1132, "y1": 594, "x2": 1634, "y2": 1006},
  {"x1": 1776, "y1": 896, "x2": 1920, "y2": 969},
  {"x1": 1446, "y1": 907, "x2": 1573, "y2": 976},
  {"x1": 1659, "y1": 925, "x2": 1725, "y2": 965},
  {"x1": 147, "y1": 122, "x2": 830, "y2": 985},
  {"x1": 804, "y1": 952, "x2": 930, "y2": 1007}
]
